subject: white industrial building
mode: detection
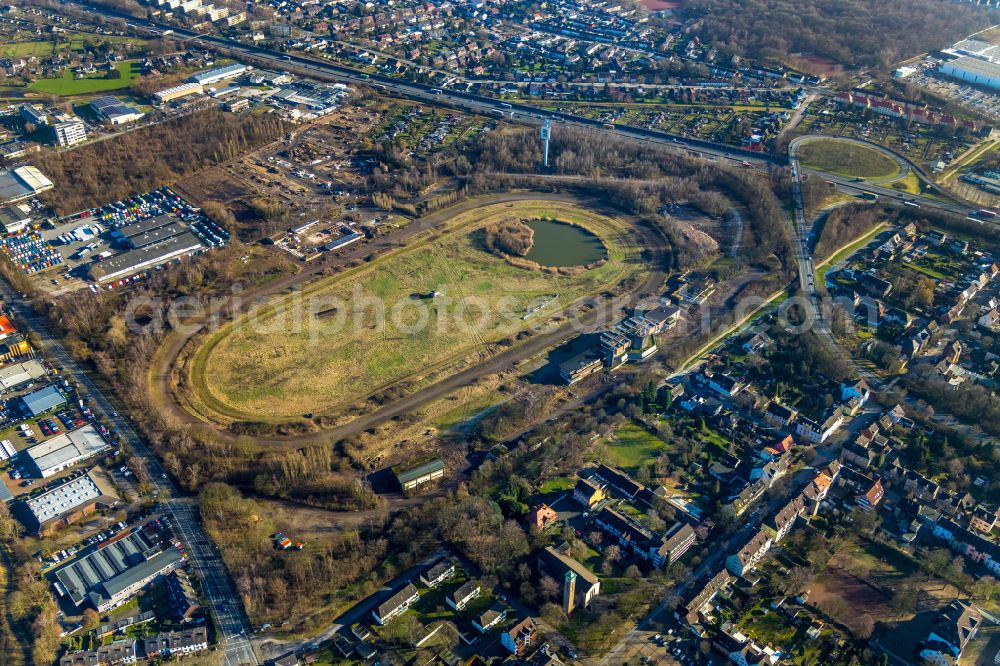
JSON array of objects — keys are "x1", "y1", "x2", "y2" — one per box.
[
  {"x1": 188, "y1": 63, "x2": 248, "y2": 86},
  {"x1": 153, "y1": 82, "x2": 203, "y2": 104},
  {"x1": 26, "y1": 425, "x2": 112, "y2": 478},
  {"x1": 54, "y1": 121, "x2": 87, "y2": 147},
  {"x1": 939, "y1": 57, "x2": 1000, "y2": 91}
]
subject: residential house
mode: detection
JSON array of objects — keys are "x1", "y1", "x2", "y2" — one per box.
[
  {"x1": 501, "y1": 618, "x2": 537, "y2": 656},
  {"x1": 372, "y1": 583, "x2": 419, "y2": 625},
  {"x1": 726, "y1": 529, "x2": 772, "y2": 576},
  {"x1": 706, "y1": 372, "x2": 745, "y2": 398},
  {"x1": 796, "y1": 408, "x2": 844, "y2": 444},
  {"x1": 59, "y1": 639, "x2": 137, "y2": 666},
  {"x1": 970, "y1": 506, "x2": 997, "y2": 534},
  {"x1": 592, "y1": 464, "x2": 644, "y2": 500},
  {"x1": 526, "y1": 504, "x2": 559, "y2": 531},
  {"x1": 142, "y1": 627, "x2": 209, "y2": 658},
  {"x1": 764, "y1": 401, "x2": 798, "y2": 428},
  {"x1": 676, "y1": 568, "x2": 733, "y2": 629},
  {"x1": 918, "y1": 600, "x2": 981, "y2": 666},
  {"x1": 472, "y1": 603, "x2": 506, "y2": 634},
  {"x1": 728, "y1": 479, "x2": 766, "y2": 517},
  {"x1": 750, "y1": 454, "x2": 791, "y2": 488},
  {"x1": 840, "y1": 379, "x2": 871, "y2": 404},
  {"x1": 446, "y1": 580, "x2": 480, "y2": 611},
  {"x1": 572, "y1": 478, "x2": 605, "y2": 509},
  {"x1": 742, "y1": 332, "x2": 774, "y2": 354},
  {"x1": 657, "y1": 522, "x2": 697, "y2": 567},
  {"x1": 419, "y1": 559, "x2": 455, "y2": 589}
]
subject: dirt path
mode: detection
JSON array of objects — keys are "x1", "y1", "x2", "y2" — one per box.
[{"x1": 150, "y1": 190, "x2": 668, "y2": 446}]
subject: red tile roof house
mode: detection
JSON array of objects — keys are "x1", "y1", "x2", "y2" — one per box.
[{"x1": 526, "y1": 503, "x2": 559, "y2": 530}]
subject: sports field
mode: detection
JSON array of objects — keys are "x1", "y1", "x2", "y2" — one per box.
[
  {"x1": 188, "y1": 200, "x2": 637, "y2": 422},
  {"x1": 797, "y1": 139, "x2": 900, "y2": 179}
]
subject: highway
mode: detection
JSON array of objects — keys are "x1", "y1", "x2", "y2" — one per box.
[
  {"x1": 0, "y1": 282, "x2": 259, "y2": 666},
  {"x1": 63, "y1": 0, "x2": 786, "y2": 170}
]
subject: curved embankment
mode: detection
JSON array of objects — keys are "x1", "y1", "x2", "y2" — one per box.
[{"x1": 154, "y1": 193, "x2": 659, "y2": 440}]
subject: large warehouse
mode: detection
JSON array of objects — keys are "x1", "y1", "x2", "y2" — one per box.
[
  {"x1": 25, "y1": 425, "x2": 111, "y2": 478},
  {"x1": 52, "y1": 526, "x2": 184, "y2": 611},
  {"x1": 939, "y1": 57, "x2": 1000, "y2": 91},
  {"x1": 0, "y1": 166, "x2": 53, "y2": 204},
  {"x1": 90, "y1": 232, "x2": 203, "y2": 283},
  {"x1": 16, "y1": 468, "x2": 118, "y2": 536}
]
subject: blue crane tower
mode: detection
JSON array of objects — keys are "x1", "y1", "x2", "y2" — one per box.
[{"x1": 540, "y1": 119, "x2": 552, "y2": 168}]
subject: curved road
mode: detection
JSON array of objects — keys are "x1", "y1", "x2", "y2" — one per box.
[
  {"x1": 152, "y1": 192, "x2": 669, "y2": 445},
  {"x1": 792, "y1": 135, "x2": 910, "y2": 184}
]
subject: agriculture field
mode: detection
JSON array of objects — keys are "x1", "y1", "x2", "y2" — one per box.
[
  {"x1": 188, "y1": 200, "x2": 639, "y2": 423},
  {"x1": 798, "y1": 139, "x2": 901, "y2": 179}
]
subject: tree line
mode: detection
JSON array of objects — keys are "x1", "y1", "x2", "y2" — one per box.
[
  {"x1": 680, "y1": 0, "x2": 994, "y2": 70},
  {"x1": 36, "y1": 108, "x2": 287, "y2": 215}
]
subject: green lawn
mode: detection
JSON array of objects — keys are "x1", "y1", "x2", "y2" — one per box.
[
  {"x1": 798, "y1": 139, "x2": 900, "y2": 180},
  {"x1": 0, "y1": 41, "x2": 57, "y2": 58},
  {"x1": 602, "y1": 423, "x2": 668, "y2": 474},
  {"x1": 28, "y1": 61, "x2": 138, "y2": 96},
  {"x1": 537, "y1": 476, "x2": 576, "y2": 494}
]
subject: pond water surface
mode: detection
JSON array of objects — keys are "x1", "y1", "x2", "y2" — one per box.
[{"x1": 522, "y1": 219, "x2": 607, "y2": 267}]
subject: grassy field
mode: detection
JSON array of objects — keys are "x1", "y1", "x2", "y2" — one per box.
[
  {"x1": 28, "y1": 61, "x2": 138, "y2": 96},
  {"x1": 189, "y1": 200, "x2": 637, "y2": 422},
  {"x1": 0, "y1": 32, "x2": 145, "y2": 59},
  {"x1": 602, "y1": 423, "x2": 669, "y2": 473},
  {"x1": 798, "y1": 139, "x2": 900, "y2": 180}
]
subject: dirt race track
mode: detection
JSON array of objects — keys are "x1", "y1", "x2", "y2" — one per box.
[{"x1": 149, "y1": 190, "x2": 669, "y2": 446}]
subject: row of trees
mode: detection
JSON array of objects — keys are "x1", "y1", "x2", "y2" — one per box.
[{"x1": 681, "y1": 0, "x2": 992, "y2": 69}]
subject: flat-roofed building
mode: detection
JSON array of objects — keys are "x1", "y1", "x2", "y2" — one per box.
[
  {"x1": 26, "y1": 425, "x2": 111, "y2": 478},
  {"x1": 54, "y1": 121, "x2": 87, "y2": 147},
  {"x1": 0, "y1": 166, "x2": 53, "y2": 204},
  {"x1": 153, "y1": 82, "x2": 203, "y2": 104},
  {"x1": 188, "y1": 63, "x2": 247, "y2": 86},
  {"x1": 19, "y1": 384, "x2": 66, "y2": 418},
  {"x1": 89, "y1": 232, "x2": 203, "y2": 283},
  {"x1": 0, "y1": 359, "x2": 45, "y2": 390},
  {"x1": 940, "y1": 56, "x2": 1000, "y2": 91},
  {"x1": 0, "y1": 204, "x2": 31, "y2": 233},
  {"x1": 90, "y1": 96, "x2": 145, "y2": 125},
  {"x1": 16, "y1": 468, "x2": 118, "y2": 536}
]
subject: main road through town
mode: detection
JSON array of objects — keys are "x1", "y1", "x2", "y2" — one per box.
[{"x1": 0, "y1": 282, "x2": 260, "y2": 666}]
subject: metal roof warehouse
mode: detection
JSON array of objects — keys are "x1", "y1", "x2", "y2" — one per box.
[
  {"x1": 20, "y1": 385, "x2": 66, "y2": 417},
  {"x1": 21, "y1": 469, "x2": 117, "y2": 530},
  {"x1": 90, "y1": 232, "x2": 203, "y2": 283},
  {"x1": 52, "y1": 528, "x2": 183, "y2": 611},
  {"x1": 0, "y1": 166, "x2": 54, "y2": 204},
  {"x1": 26, "y1": 425, "x2": 111, "y2": 478}
]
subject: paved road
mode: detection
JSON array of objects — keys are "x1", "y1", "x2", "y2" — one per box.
[{"x1": 0, "y1": 284, "x2": 259, "y2": 666}]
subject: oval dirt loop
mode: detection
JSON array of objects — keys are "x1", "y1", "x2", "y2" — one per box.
[{"x1": 150, "y1": 191, "x2": 669, "y2": 445}]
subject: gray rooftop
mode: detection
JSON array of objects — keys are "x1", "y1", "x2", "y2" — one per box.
[
  {"x1": 21, "y1": 385, "x2": 66, "y2": 417},
  {"x1": 27, "y1": 425, "x2": 110, "y2": 475},
  {"x1": 53, "y1": 530, "x2": 160, "y2": 606}
]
